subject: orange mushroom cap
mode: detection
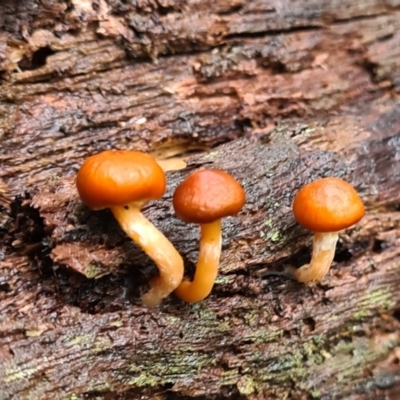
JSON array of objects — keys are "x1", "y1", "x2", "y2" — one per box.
[
  {"x1": 173, "y1": 169, "x2": 246, "y2": 224},
  {"x1": 293, "y1": 177, "x2": 365, "y2": 232},
  {"x1": 76, "y1": 150, "x2": 166, "y2": 210}
]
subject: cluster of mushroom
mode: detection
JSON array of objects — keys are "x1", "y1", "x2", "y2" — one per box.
[
  {"x1": 76, "y1": 150, "x2": 246, "y2": 306},
  {"x1": 76, "y1": 150, "x2": 365, "y2": 306}
]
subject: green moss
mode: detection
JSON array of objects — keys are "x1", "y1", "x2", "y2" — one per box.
[
  {"x1": 11, "y1": 278, "x2": 393, "y2": 397},
  {"x1": 298, "y1": 127, "x2": 316, "y2": 136},
  {"x1": 352, "y1": 288, "x2": 396, "y2": 323},
  {"x1": 250, "y1": 325, "x2": 281, "y2": 344},
  {"x1": 243, "y1": 312, "x2": 258, "y2": 327},
  {"x1": 237, "y1": 375, "x2": 257, "y2": 395},
  {"x1": 165, "y1": 315, "x2": 181, "y2": 323},
  {"x1": 85, "y1": 263, "x2": 107, "y2": 279},
  {"x1": 264, "y1": 219, "x2": 273, "y2": 228},
  {"x1": 86, "y1": 382, "x2": 113, "y2": 392},
  {"x1": 4, "y1": 370, "x2": 28, "y2": 383},
  {"x1": 353, "y1": 309, "x2": 372, "y2": 321},
  {"x1": 128, "y1": 373, "x2": 159, "y2": 387},
  {"x1": 312, "y1": 335, "x2": 325, "y2": 346},
  {"x1": 221, "y1": 369, "x2": 239, "y2": 385},
  {"x1": 67, "y1": 334, "x2": 91, "y2": 347},
  {"x1": 361, "y1": 288, "x2": 396, "y2": 310},
  {"x1": 91, "y1": 336, "x2": 112, "y2": 354},
  {"x1": 260, "y1": 218, "x2": 285, "y2": 243},
  {"x1": 214, "y1": 276, "x2": 235, "y2": 285},
  {"x1": 268, "y1": 352, "x2": 305, "y2": 374},
  {"x1": 267, "y1": 230, "x2": 281, "y2": 243},
  {"x1": 275, "y1": 124, "x2": 289, "y2": 132},
  {"x1": 300, "y1": 341, "x2": 326, "y2": 366},
  {"x1": 98, "y1": 309, "x2": 399, "y2": 396},
  {"x1": 330, "y1": 339, "x2": 355, "y2": 356},
  {"x1": 310, "y1": 388, "x2": 321, "y2": 398},
  {"x1": 47, "y1": 173, "x2": 62, "y2": 182},
  {"x1": 128, "y1": 354, "x2": 210, "y2": 387}
]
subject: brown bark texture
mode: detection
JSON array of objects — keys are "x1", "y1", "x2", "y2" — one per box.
[{"x1": 1, "y1": 1, "x2": 400, "y2": 399}]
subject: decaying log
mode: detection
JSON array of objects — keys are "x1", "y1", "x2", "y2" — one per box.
[
  {"x1": 1, "y1": 103, "x2": 400, "y2": 400},
  {"x1": 1, "y1": 1, "x2": 400, "y2": 400},
  {"x1": 1, "y1": 0, "x2": 400, "y2": 191},
  {"x1": 27, "y1": 112, "x2": 400, "y2": 280},
  {"x1": 31, "y1": 136, "x2": 347, "y2": 279}
]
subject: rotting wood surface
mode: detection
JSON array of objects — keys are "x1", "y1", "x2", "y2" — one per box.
[{"x1": 1, "y1": 1, "x2": 400, "y2": 400}]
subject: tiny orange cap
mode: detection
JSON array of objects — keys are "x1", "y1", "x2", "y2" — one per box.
[
  {"x1": 76, "y1": 150, "x2": 166, "y2": 210},
  {"x1": 293, "y1": 177, "x2": 365, "y2": 232},
  {"x1": 173, "y1": 169, "x2": 246, "y2": 224}
]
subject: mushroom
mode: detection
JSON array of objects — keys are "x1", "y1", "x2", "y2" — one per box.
[
  {"x1": 290, "y1": 177, "x2": 365, "y2": 282},
  {"x1": 172, "y1": 169, "x2": 246, "y2": 302},
  {"x1": 76, "y1": 150, "x2": 184, "y2": 306}
]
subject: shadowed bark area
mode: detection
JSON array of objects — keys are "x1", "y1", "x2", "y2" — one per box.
[{"x1": 1, "y1": 1, "x2": 400, "y2": 400}]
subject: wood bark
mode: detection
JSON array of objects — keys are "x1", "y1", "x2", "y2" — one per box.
[{"x1": 1, "y1": 1, "x2": 400, "y2": 399}]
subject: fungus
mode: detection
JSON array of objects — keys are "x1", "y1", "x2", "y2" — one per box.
[
  {"x1": 172, "y1": 169, "x2": 246, "y2": 302},
  {"x1": 76, "y1": 150, "x2": 184, "y2": 306},
  {"x1": 290, "y1": 177, "x2": 365, "y2": 282}
]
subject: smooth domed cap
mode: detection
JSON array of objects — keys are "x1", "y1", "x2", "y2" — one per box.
[
  {"x1": 293, "y1": 177, "x2": 365, "y2": 232},
  {"x1": 173, "y1": 169, "x2": 246, "y2": 224},
  {"x1": 76, "y1": 150, "x2": 166, "y2": 210}
]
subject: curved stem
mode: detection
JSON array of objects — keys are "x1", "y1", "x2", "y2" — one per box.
[
  {"x1": 174, "y1": 220, "x2": 222, "y2": 303},
  {"x1": 252, "y1": 232, "x2": 339, "y2": 283},
  {"x1": 293, "y1": 231, "x2": 338, "y2": 283},
  {"x1": 111, "y1": 204, "x2": 184, "y2": 306}
]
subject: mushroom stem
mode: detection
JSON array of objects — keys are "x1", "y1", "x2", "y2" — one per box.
[
  {"x1": 111, "y1": 203, "x2": 184, "y2": 306},
  {"x1": 293, "y1": 231, "x2": 339, "y2": 282},
  {"x1": 174, "y1": 219, "x2": 222, "y2": 302}
]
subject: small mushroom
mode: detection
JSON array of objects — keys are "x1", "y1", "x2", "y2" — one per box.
[
  {"x1": 290, "y1": 177, "x2": 365, "y2": 282},
  {"x1": 172, "y1": 169, "x2": 246, "y2": 302},
  {"x1": 76, "y1": 150, "x2": 184, "y2": 306}
]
